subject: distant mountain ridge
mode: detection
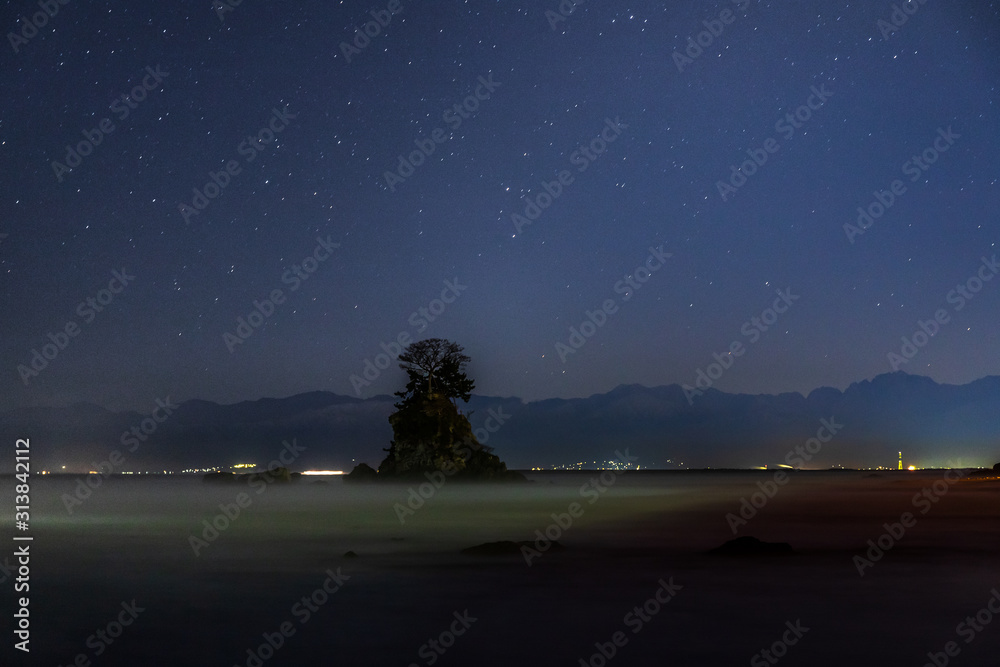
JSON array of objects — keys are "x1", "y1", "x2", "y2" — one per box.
[{"x1": 1, "y1": 372, "x2": 997, "y2": 472}]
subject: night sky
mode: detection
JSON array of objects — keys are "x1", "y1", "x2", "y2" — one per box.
[{"x1": 3, "y1": 0, "x2": 998, "y2": 412}]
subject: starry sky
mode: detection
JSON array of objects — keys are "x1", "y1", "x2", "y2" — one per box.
[{"x1": 2, "y1": 0, "x2": 998, "y2": 412}]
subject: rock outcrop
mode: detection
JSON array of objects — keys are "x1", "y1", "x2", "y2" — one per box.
[
  {"x1": 343, "y1": 462, "x2": 379, "y2": 483},
  {"x1": 349, "y1": 393, "x2": 524, "y2": 482}
]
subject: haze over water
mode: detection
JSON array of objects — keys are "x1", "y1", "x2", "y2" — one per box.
[{"x1": 8, "y1": 469, "x2": 999, "y2": 666}]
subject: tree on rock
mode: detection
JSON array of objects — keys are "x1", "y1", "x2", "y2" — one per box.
[
  {"x1": 373, "y1": 338, "x2": 521, "y2": 481},
  {"x1": 394, "y1": 338, "x2": 474, "y2": 409}
]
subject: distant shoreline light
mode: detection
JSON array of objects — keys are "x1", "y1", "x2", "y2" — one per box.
[{"x1": 301, "y1": 470, "x2": 345, "y2": 475}]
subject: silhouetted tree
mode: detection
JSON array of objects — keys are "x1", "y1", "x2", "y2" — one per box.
[
  {"x1": 355, "y1": 337, "x2": 523, "y2": 481},
  {"x1": 394, "y1": 338, "x2": 474, "y2": 409}
]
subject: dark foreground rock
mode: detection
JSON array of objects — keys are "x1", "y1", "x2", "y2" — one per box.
[{"x1": 709, "y1": 536, "x2": 794, "y2": 557}]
